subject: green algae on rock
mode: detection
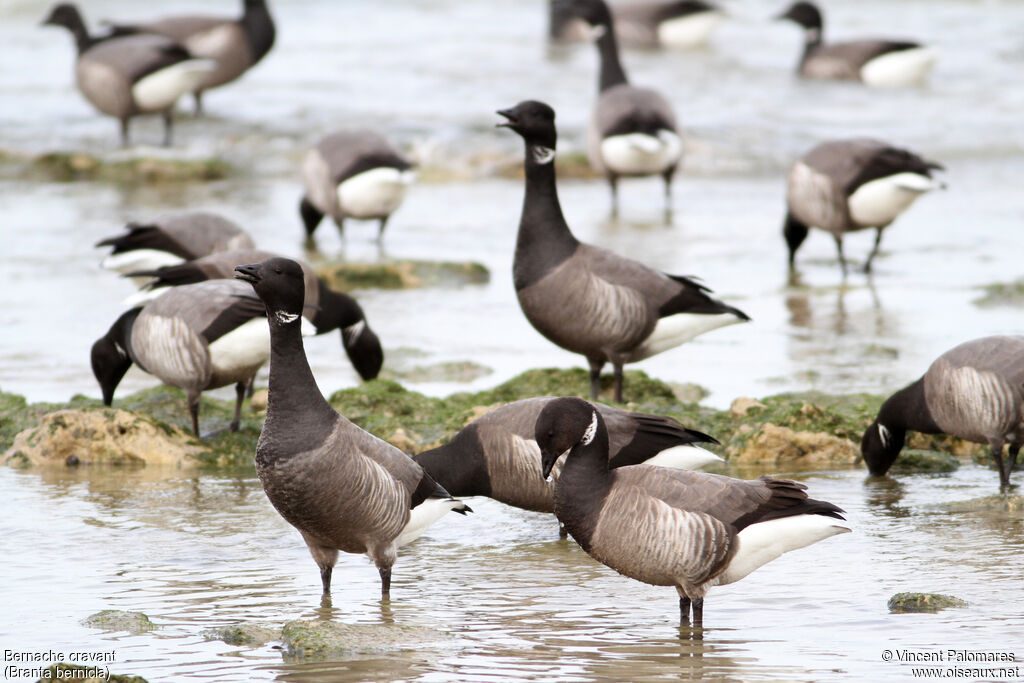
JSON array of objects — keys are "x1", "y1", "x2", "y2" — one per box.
[
  {"x1": 35, "y1": 663, "x2": 148, "y2": 683},
  {"x1": 0, "y1": 149, "x2": 232, "y2": 183},
  {"x1": 887, "y1": 593, "x2": 968, "y2": 613},
  {"x1": 315, "y1": 260, "x2": 490, "y2": 291},
  {"x1": 203, "y1": 623, "x2": 280, "y2": 647},
  {"x1": 973, "y1": 279, "x2": 1024, "y2": 308},
  {"x1": 281, "y1": 619, "x2": 443, "y2": 660},
  {"x1": 944, "y1": 494, "x2": 1024, "y2": 513},
  {"x1": 83, "y1": 610, "x2": 156, "y2": 633},
  {"x1": 887, "y1": 449, "x2": 960, "y2": 474},
  {"x1": 384, "y1": 360, "x2": 493, "y2": 384}
]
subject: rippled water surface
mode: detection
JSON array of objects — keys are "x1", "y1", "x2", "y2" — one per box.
[{"x1": 2, "y1": 0, "x2": 1024, "y2": 680}]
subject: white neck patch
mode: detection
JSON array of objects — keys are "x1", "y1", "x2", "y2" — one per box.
[
  {"x1": 588, "y1": 24, "x2": 607, "y2": 42},
  {"x1": 531, "y1": 145, "x2": 556, "y2": 165},
  {"x1": 580, "y1": 410, "x2": 599, "y2": 446},
  {"x1": 275, "y1": 311, "x2": 300, "y2": 325},
  {"x1": 878, "y1": 423, "x2": 891, "y2": 448},
  {"x1": 343, "y1": 319, "x2": 366, "y2": 343}
]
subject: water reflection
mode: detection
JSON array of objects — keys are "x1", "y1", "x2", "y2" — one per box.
[{"x1": 861, "y1": 475, "x2": 912, "y2": 519}]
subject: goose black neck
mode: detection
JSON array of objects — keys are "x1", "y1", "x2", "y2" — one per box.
[
  {"x1": 554, "y1": 421, "x2": 612, "y2": 551},
  {"x1": 596, "y1": 29, "x2": 629, "y2": 91},
  {"x1": 803, "y1": 27, "x2": 823, "y2": 50},
  {"x1": 60, "y1": 11, "x2": 95, "y2": 54},
  {"x1": 514, "y1": 145, "x2": 579, "y2": 289},
  {"x1": 241, "y1": 0, "x2": 275, "y2": 62},
  {"x1": 880, "y1": 378, "x2": 941, "y2": 435},
  {"x1": 311, "y1": 280, "x2": 363, "y2": 333},
  {"x1": 264, "y1": 314, "x2": 336, "y2": 437}
]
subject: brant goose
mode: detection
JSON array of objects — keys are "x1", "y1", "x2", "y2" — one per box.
[
  {"x1": 125, "y1": 248, "x2": 384, "y2": 381},
  {"x1": 551, "y1": 0, "x2": 724, "y2": 50},
  {"x1": 234, "y1": 257, "x2": 470, "y2": 597},
  {"x1": 103, "y1": 0, "x2": 275, "y2": 114},
  {"x1": 558, "y1": 0, "x2": 684, "y2": 218},
  {"x1": 42, "y1": 3, "x2": 215, "y2": 146},
  {"x1": 498, "y1": 100, "x2": 749, "y2": 402},
  {"x1": 783, "y1": 138, "x2": 943, "y2": 274},
  {"x1": 778, "y1": 1, "x2": 937, "y2": 88},
  {"x1": 537, "y1": 397, "x2": 850, "y2": 625},
  {"x1": 91, "y1": 279, "x2": 279, "y2": 435},
  {"x1": 414, "y1": 396, "x2": 721, "y2": 515},
  {"x1": 97, "y1": 212, "x2": 255, "y2": 284},
  {"x1": 300, "y1": 130, "x2": 415, "y2": 243},
  {"x1": 862, "y1": 335, "x2": 1024, "y2": 488}
]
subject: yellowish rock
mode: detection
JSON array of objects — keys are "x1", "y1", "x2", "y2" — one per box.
[
  {"x1": 730, "y1": 397, "x2": 766, "y2": 417},
  {"x1": 733, "y1": 423, "x2": 859, "y2": 467},
  {"x1": 250, "y1": 389, "x2": 269, "y2": 413},
  {"x1": 3, "y1": 409, "x2": 205, "y2": 467}
]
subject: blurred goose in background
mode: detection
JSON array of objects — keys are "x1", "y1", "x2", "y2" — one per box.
[
  {"x1": 783, "y1": 138, "x2": 943, "y2": 274},
  {"x1": 102, "y1": 0, "x2": 275, "y2": 114},
  {"x1": 234, "y1": 257, "x2": 470, "y2": 597},
  {"x1": 862, "y1": 336, "x2": 1024, "y2": 488},
  {"x1": 777, "y1": 1, "x2": 937, "y2": 88},
  {"x1": 91, "y1": 279, "x2": 285, "y2": 435},
  {"x1": 537, "y1": 397, "x2": 850, "y2": 626},
  {"x1": 42, "y1": 3, "x2": 215, "y2": 146},
  {"x1": 551, "y1": 0, "x2": 725, "y2": 50},
  {"x1": 96, "y1": 212, "x2": 255, "y2": 284},
  {"x1": 556, "y1": 0, "x2": 684, "y2": 218},
  {"x1": 414, "y1": 396, "x2": 721, "y2": 516},
  {"x1": 498, "y1": 100, "x2": 749, "y2": 403},
  {"x1": 300, "y1": 130, "x2": 415, "y2": 243},
  {"x1": 125, "y1": 248, "x2": 384, "y2": 381}
]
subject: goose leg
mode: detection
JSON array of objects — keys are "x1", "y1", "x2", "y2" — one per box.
[
  {"x1": 587, "y1": 358, "x2": 604, "y2": 399},
  {"x1": 119, "y1": 118, "x2": 131, "y2": 148},
  {"x1": 990, "y1": 442, "x2": 1009, "y2": 488},
  {"x1": 229, "y1": 380, "x2": 246, "y2": 432},
  {"x1": 193, "y1": 90, "x2": 204, "y2": 116},
  {"x1": 379, "y1": 566, "x2": 392, "y2": 600},
  {"x1": 679, "y1": 596, "x2": 691, "y2": 623},
  {"x1": 692, "y1": 598, "x2": 704, "y2": 628},
  {"x1": 245, "y1": 375, "x2": 255, "y2": 399},
  {"x1": 1006, "y1": 444, "x2": 1020, "y2": 487},
  {"x1": 662, "y1": 168, "x2": 675, "y2": 222},
  {"x1": 299, "y1": 197, "x2": 324, "y2": 239},
  {"x1": 187, "y1": 391, "x2": 201, "y2": 436},
  {"x1": 161, "y1": 109, "x2": 174, "y2": 147},
  {"x1": 863, "y1": 227, "x2": 885, "y2": 273},
  {"x1": 832, "y1": 234, "x2": 848, "y2": 275},
  {"x1": 320, "y1": 565, "x2": 333, "y2": 594},
  {"x1": 607, "y1": 175, "x2": 620, "y2": 218},
  {"x1": 377, "y1": 215, "x2": 390, "y2": 243},
  {"x1": 613, "y1": 362, "x2": 625, "y2": 403}
]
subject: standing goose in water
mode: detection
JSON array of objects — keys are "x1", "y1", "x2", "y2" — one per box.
[
  {"x1": 102, "y1": 0, "x2": 275, "y2": 114},
  {"x1": 498, "y1": 100, "x2": 748, "y2": 403},
  {"x1": 559, "y1": 0, "x2": 683, "y2": 218},
  {"x1": 234, "y1": 257, "x2": 470, "y2": 598},
  {"x1": 91, "y1": 279, "x2": 276, "y2": 435},
  {"x1": 550, "y1": 0, "x2": 725, "y2": 50},
  {"x1": 537, "y1": 397, "x2": 850, "y2": 626},
  {"x1": 123, "y1": 248, "x2": 384, "y2": 382},
  {"x1": 414, "y1": 396, "x2": 721, "y2": 516},
  {"x1": 299, "y1": 130, "x2": 415, "y2": 243},
  {"x1": 783, "y1": 138, "x2": 943, "y2": 274},
  {"x1": 42, "y1": 3, "x2": 215, "y2": 146},
  {"x1": 777, "y1": 1, "x2": 937, "y2": 88},
  {"x1": 862, "y1": 336, "x2": 1024, "y2": 488}
]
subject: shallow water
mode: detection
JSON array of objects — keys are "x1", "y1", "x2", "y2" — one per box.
[{"x1": 2, "y1": 0, "x2": 1024, "y2": 680}]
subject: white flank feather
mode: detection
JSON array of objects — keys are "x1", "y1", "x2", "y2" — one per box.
[
  {"x1": 848, "y1": 172, "x2": 936, "y2": 227},
  {"x1": 657, "y1": 12, "x2": 723, "y2": 49},
  {"x1": 395, "y1": 497, "x2": 463, "y2": 547},
  {"x1": 600, "y1": 130, "x2": 683, "y2": 175},
  {"x1": 627, "y1": 311, "x2": 745, "y2": 362},
  {"x1": 860, "y1": 46, "x2": 938, "y2": 88},
  {"x1": 644, "y1": 444, "x2": 723, "y2": 470},
  {"x1": 715, "y1": 514, "x2": 851, "y2": 586},
  {"x1": 336, "y1": 167, "x2": 413, "y2": 219},
  {"x1": 207, "y1": 318, "x2": 270, "y2": 377},
  {"x1": 101, "y1": 249, "x2": 185, "y2": 282},
  {"x1": 131, "y1": 58, "x2": 217, "y2": 111},
  {"x1": 121, "y1": 287, "x2": 166, "y2": 307}
]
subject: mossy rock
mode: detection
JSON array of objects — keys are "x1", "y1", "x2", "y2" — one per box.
[
  {"x1": 203, "y1": 623, "x2": 280, "y2": 647},
  {"x1": 385, "y1": 360, "x2": 493, "y2": 384},
  {"x1": 0, "y1": 149, "x2": 232, "y2": 183},
  {"x1": 888, "y1": 449, "x2": 961, "y2": 474},
  {"x1": 973, "y1": 279, "x2": 1024, "y2": 308},
  {"x1": 281, "y1": 619, "x2": 442, "y2": 660},
  {"x1": 82, "y1": 610, "x2": 156, "y2": 633},
  {"x1": 888, "y1": 593, "x2": 968, "y2": 613},
  {"x1": 315, "y1": 260, "x2": 490, "y2": 291},
  {"x1": 36, "y1": 663, "x2": 148, "y2": 683},
  {"x1": 944, "y1": 494, "x2": 1024, "y2": 512}
]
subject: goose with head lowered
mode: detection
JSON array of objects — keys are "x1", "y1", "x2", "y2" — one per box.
[
  {"x1": 234, "y1": 257, "x2": 470, "y2": 598},
  {"x1": 862, "y1": 336, "x2": 1024, "y2": 489},
  {"x1": 42, "y1": 3, "x2": 215, "y2": 146},
  {"x1": 777, "y1": 1, "x2": 937, "y2": 88},
  {"x1": 300, "y1": 130, "x2": 415, "y2": 244},
  {"x1": 414, "y1": 396, "x2": 721, "y2": 518},
  {"x1": 97, "y1": 212, "x2": 255, "y2": 285},
  {"x1": 498, "y1": 100, "x2": 749, "y2": 403},
  {"x1": 783, "y1": 138, "x2": 943, "y2": 274},
  {"x1": 91, "y1": 279, "x2": 283, "y2": 436},
  {"x1": 550, "y1": 0, "x2": 725, "y2": 50},
  {"x1": 102, "y1": 0, "x2": 275, "y2": 114},
  {"x1": 536, "y1": 397, "x2": 850, "y2": 626},
  {"x1": 124, "y1": 248, "x2": 384, "y2": 381},
  {"x1": 556, "y1": 0, "x2": 684, "y2": 218}
]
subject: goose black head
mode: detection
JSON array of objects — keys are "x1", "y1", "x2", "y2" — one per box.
[
  {"x1": 342, "y1": 321, "x2": 384, "y2": 381},
  {"x1": 554, "y1": 0, "x2": 613, "y2": 29},
  {"x1": 777, "y1": 1, "x2": 823, "y2": 32},
  {"x1": 535, "y1": 397, "x2": 602, "y2": 479},
  {"x1": 234, "y1": 257, "x2": 306, "y2": 322},
  {"x1": 90, "y1": 308, "x2": 140, "y2": 406},
  {"x1": 497, "y1": 100, "x2": 558, "y2": 150},
  {"x1": 860, "y1": 419, "x2": 905, "y2": 477},
  {"x1": 41, "y1": 3, "x2": 83, "y2": 29}
]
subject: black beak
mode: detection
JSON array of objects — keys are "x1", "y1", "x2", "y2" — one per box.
[
  {"x1": 496, "y1": 108, "x2": 517, "y2": 128},
  {"x1": 233, "y1": 263, "x2": 260, "y2": 284},
  {"x1": 540, "y1": 448, "x2": 561, "y2": 480}
]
